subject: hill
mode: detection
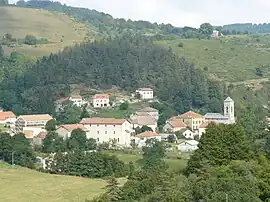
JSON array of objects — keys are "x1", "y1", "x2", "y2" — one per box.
[
  {"x1": 157, "y1": 35, "x2": 270, "y2": 82},
  {"x1": 0, "y1": 6, "x2": 93, "y2": 56},
  {"x1": 0, "y1": 162, "x2": 106, "y2": 202}
]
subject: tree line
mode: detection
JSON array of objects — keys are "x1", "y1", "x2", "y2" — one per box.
[{"x1": 0, "y1": 35, "x2": 223, "y2": 116}]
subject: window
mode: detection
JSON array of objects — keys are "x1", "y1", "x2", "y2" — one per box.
[
  {"x1": 113, "y1": 131, "x2": 116, "y2": 134},
  {"x1": 97, "y1": 124, "x2": 99, "y2": 127},
  {"x1": 105, "y1": 131, "x2": 107, "y2": 134},
  {"x1": 97, "y1": 138, "x2": 99, "y2": 142},
  {"x1": 97, "y1": 131, "x2": 99, "y2": 134},
  {"x1": 226, "y1": 107, "x2": 229, "y2": 113},
  {"x1": 113, "y1": 125, "x2": 115, "y2": 127},
  {"x1": 105, "y1": 124, "x2": 107, "y2": 127},
  {"x1": 117, "y1": 138, "x2": 120, "y2": 142}
]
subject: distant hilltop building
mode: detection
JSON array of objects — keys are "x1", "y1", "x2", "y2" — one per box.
[
  {"x1": 135, "y1": 88, "x2": 154, "y2": 100},
  {"x1": 211, "y1": 30, "x2": 223, "y2": 38}
]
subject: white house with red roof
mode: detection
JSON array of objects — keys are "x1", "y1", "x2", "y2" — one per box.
[
  {"x1": 136, "y1": 88, "x2": 154, "y2": 100},
  {"x1": 163, "y1": 120, "x2": 187, "y2": 133},
  {"x1": 135, "y1": 131, "x2": 161, "y2": 148},
  {"x1": 93, "y1": 94, "x2": 110, "y2": 108},
  {"x1": 0, "y1": 111, "x2": 16, "y2": 126},
  {"x1": 80, "y1": 117, "x2": 133, "y2": 146}
]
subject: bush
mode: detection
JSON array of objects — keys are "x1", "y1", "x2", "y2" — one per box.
[
  {"x1": 119, "y1": 102, "x2": 129, "y2": 110},
  {"x1": 178, "y1": 42, "x2": 184, "y2": 47},
  {"x1": 24, "y1": 35, "x2": 37, "y2": 45}
]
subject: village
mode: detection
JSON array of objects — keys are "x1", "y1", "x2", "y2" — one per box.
[{"x1": 0, "y1": 87, "x2": 237, "y2": 154}]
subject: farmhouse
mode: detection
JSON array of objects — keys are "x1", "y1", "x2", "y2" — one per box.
[
  {"x1": 92, "y1": 94, "x2": 110, "y2": 108},
  {"x1": 15, "y1": 114, "x2": 53, "y2": 137},
  {"x1": 163, "y1": 120, "x2": 187, "y2": 133},
  {"x1": 80, "y1": 117, "x2": 133, "y2": 146},
  {"x1": 0, "y1": 111, "x2": 16, "y2": 127},
  {"x1": 135, "y1": 131, "x2": 161, "y2": 148},
  {"x1": 69, "y1": 95, "x2": 86, "y2": 107},
  {"x1": 56, "y1": 124, "x2": 87, "y2": 139},
  {"x1": 135, "y1": 88, "x2": 153, "y2": 100},
  {"x1": 178, "y1": 140, "x2": 199, "y2": 152}
]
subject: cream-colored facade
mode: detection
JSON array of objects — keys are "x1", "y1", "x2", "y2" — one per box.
[{"x1": 80, "y1": 118, "x2": 133, "y2": 146}]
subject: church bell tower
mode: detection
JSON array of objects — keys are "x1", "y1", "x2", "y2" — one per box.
[{"x1": 224, "y1": 97, "x2": 235, "y2": 123}]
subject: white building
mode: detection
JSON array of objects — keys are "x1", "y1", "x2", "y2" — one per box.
[
  {"x1": 135, "y1": 131, "x2": 161, "y2": 148},
  {"x1": 0, "y1": 111, "x2": 16, "y2": 127},
  {"x1": 92, "y1": 94, "x2": 110, "y2": 108},
  {"x1": 178, "y1": 140, "x2": 199, "y2": 152},
  {"x1": 15, "y1": 114, "x2": 53, "y2": 137},
  {"x1": 69, "y1": 95, "x2": 86, "y2": 107},
  {"x1": 56, "y1": 124, "x2": 88, "y2": 140},
  {"x1": 163, "y1": 120, "x2": 187, "y2": 133},
  {"x1": 130, "y1": 115, "x2": 157, "y2": 132},
  {"x1": 136, "y1": 88, "x2": 154, "y2": 100},
  {"x1": 80, "y1": 117, "x2": 133, "y2": 146}
]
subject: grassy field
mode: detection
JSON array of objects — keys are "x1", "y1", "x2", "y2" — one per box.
[
  {"x1": 0, "y1": 162, "x2": 106, "y2": 202},
  {"x1": 0, "y1": 6, "x2": 94, "y2": 56},
  {"x1": 157, "y1": 35, "x2": 270, "y2": 82}
]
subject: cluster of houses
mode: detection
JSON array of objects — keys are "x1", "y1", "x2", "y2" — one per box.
[{"x1": 0, "y1": 85, "x2": 236, "y2": 152}]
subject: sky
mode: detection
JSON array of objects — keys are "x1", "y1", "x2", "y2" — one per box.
[{"x1": 10, "y1": 0, "x2": 270, "y2": 27}]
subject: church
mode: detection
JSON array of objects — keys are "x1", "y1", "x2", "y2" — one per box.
[{"x1": 204, "y1": 97, "x2": 235, "y2": 124}]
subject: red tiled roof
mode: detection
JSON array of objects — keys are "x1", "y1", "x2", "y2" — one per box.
[
  {"x1": 178, "y1": 111, "x2": 203, "y2": 119},
  {"x1": 36, "y1": 132, "x2": 48, "y2": 139},
  {"x1": 0, "y1": 111, "x2": 16, "y2": 121},
  {"x1": 131, "y1": 115, "x2": 156, "y2": 125},
  {"x1": 80, "y1": 117, "x2": 126, "y2": 125},
  {"x1": 168, "y1": 120, "x2": 187, "y2": 128},
  {"x1": 136, "y1": 131, "x2": 159, "y2": 138},
  {"x1": 59, "y1": 124, "x2": 86, "y2": 132},
  {"x1": 199, "y1": 121, "x2": 215, "y2": 128},
  {"x1": 94, "y1": 94, "x2": 110, "y2": 99}
]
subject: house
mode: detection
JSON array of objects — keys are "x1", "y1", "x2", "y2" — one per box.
[
  {"x1": 0, "y1": 111, "x2": 16, "y2": 127},
  {"x1": 32, "y1": 132, "x2": 48, "y2": 146},
  {"x1": 178, "y1": 140, "x2": 199, "y2": 152},
  {"x1": 211, "y1": 30, "x2": 220, "y2": 38},
  {"x1": 163, "y1": 120, "x2": 187, "y2": 133},
  {"x1": 179, "y1": 128, "x2": 197, "y2": 140},
  {"x1": 80, "y1": 117, "x2": 133, "y2": 146},
  {"x1": 135, "y1": 88, "x2": 154, "y2": 100},
  {"x1": 15, "y1": 114, "x2": 53, "y2": 137},
  {"x1": 56, "y1": 124, "x2": 87, "y2": 140},
  {"x1": 69, "y1": 95, "x2": 86, "y2": 107},
  {"x1": 130, "y1": 115, "x2": 157, "y2": 132},
  {"x1": 174, "y1": 111, "x2": 205, "y2": 131},
  {"x1": 92, "y1": 94, "x2": 110, "y2": 108},
  {"x1": 135, "y1": 131, "x2": 161, "y2": 148},
  {"x1": 136, "y1": 107, "x2": 159, "y2": 120}
]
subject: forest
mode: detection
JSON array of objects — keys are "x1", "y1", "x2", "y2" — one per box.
[{"x1": 0, "y1": 35, "x2": 223, "y2": 115}]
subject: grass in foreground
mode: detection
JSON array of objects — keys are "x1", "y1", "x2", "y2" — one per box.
[{"x1": 0, "y1": 162, "x2": 106, "y2": 202}]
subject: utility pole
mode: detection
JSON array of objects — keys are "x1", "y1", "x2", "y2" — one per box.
[{"x1": 12, "y1": 151, "x2": 15, "y2": 166}]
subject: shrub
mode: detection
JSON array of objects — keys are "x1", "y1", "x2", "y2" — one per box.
[{"x1": 178, "y1": 42, "x2": 184, "y2": 47}]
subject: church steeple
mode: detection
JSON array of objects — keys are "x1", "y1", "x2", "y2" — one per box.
[{"x1": 224, "y1": 97, "x2": 235, "y2": 123}]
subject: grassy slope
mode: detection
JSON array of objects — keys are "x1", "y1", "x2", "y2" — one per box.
[
  {"x1": 157, "y1": 36, "x2": 270, "y2": 82},
  {"x1": 0, "y1": 162, "x2": 106, "y2": 202},
  {"x1": 0, "y1": 6, "x2": 94, "y2": 56}
]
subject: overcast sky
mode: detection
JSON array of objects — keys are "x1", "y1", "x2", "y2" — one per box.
[{"x1": 10, "y1": 0, "x2": 270, "y2": 27}]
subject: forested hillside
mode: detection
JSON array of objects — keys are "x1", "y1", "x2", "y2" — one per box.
[{"x1": 0, "y1": 36, "x2": 223, "y2": 115}]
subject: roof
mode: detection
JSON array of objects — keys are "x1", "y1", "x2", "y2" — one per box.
[
  {"x1": 167, "y1": 120, "x2": 187, "y2": 128},
  {"x1": 179, "y1": 140, "x2": 199, "y2": 146},
  {"x1": 58, "y1": 124, "x2": 86, "y2": 132},
  {"x1": 199, "y1": 121, "x2": 215, "y2": 128},
  {"x1": 139, "y1": 107, "x2": 158, "y2": 113},
  {"x1": 80, "y1": 117, "x2": 127, "y2": 125},
  {"x1": 35, "y1": 132, "x2": 48, "y2": 139},
  {"x1": 94, "y1": 94, "x2": 110, "y2": 99},
  {"x1": 137, "y1": 88, "x2": 153, "y2": 91},
  {"x1": 224, "y1": 97, "x2": 234, "y2": 102},
  {"x1": 19, "y1": 114, "x2": 53, "y2": 122},
  {"x1": 136, "y1": 131, "x2": 159, "y2": 138},
  {"x1": 130, "y1": 115, "x2": 156, "y2": 125},
  {"x1": 0, "y1": 111, "x2": 16, "y2": 121},
  {"x1": 204, "y1": 113, "x2": 226, "y2": 119},
  {"x1": 178, "y1": 111, "x2": 203, "y2": 119}
]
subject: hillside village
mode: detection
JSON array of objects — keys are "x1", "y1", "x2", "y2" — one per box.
[{"x1": 0, "y1": 87, "x2": 236, "y2": 152}]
